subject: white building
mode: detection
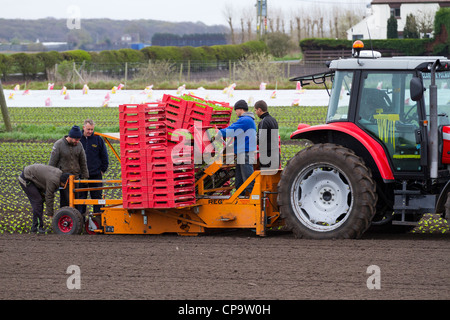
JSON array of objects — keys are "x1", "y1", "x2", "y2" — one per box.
[{"x1": 347, "y1": 0, "x2": 449, "y2": 40}]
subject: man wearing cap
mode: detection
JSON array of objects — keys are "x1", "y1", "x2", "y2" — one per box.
[
  {"x1": 217, "y1": 100, "x2": 257, "y2": 197},
  {"x1": 19, "y1": 164, "x2": 71, "y2": 233},
  {"x1": 49, "y1": 125, "x2": 89, "y2": 208}
]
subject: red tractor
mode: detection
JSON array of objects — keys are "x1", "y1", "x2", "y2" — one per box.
[{"x1": 279, "y1": 41, "x2": 450, "y2": 239}]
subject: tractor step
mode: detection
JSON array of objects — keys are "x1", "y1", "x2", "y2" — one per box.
[{"x1": 392, "y1": 220, "x2": 418, "y2": 226}]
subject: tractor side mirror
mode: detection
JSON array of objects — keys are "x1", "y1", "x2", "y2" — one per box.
[{"x1": 410, "y1": 77, "x2": 424, "y2": 101}]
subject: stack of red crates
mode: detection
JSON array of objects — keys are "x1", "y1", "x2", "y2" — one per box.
[
  {"x1": 119, "y1": 102, "x2": 196, "y2": 209},
  {"x1": 176, "y1": 94, "x2": 233, "y2": 155},
  {"x1": 181, "y1": 94, "x2": 232, "y2": 130}
]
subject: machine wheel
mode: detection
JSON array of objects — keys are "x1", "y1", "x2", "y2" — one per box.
[
  {"x1": 278, "y1": 143, "x2": 377, "y2": 239},
  {"x1": 85, "y1": 216, "x2": 101, "y2": 235},
  {"x1": 52, "y1": 207, "x2": 84, "y2": 235}
]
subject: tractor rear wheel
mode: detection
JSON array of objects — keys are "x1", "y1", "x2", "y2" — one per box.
[
  {"x1": 444, "y1": 192, "x2": 450, "y2": 227},
  {"x1": 52, "y1": 207, "x2": 84, "y2": 235},
  {"x1": 278, "y1": 143, "x2": 377, "y2": 239}
]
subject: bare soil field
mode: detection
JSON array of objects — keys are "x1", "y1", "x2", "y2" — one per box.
[{"x1": 0, "y1": 230, "x2": 448, "y2": 301}]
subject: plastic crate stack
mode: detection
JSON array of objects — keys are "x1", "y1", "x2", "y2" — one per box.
[
  {"x1": 174, "y1": 93, "x2": 233, "y2": 154},
  {"x1": 182, "y1": 95, "x2": 232, "y2": 129},
  {"x1": 119, "y1": 102, "x2": 195, "y2": 209}
]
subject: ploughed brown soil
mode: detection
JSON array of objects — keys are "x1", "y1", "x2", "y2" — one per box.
[{"x1": 0, "y1": 231, "x2": 449, "y2": 300}]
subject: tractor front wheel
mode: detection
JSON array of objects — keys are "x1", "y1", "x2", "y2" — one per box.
[
  {"x1": 278, "y1": 143, "x2": 377, "y2": 239},
  {"x1": 52, "y1": 207, "x2": 84, "y2": 235}
]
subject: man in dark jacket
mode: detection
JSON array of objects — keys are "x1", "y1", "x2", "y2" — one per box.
[
  {"x1": 79, "y1": 119, "x2": 109, "y2": 214},
  {"x1": 254, "y1": 100, "x2": 280, "y2": 170},
  {"x1": 19, "y1": 164, "x2": 70, "y2": 233},
  {"x1": 49, "y1": 125, "x2": 89, "y2": 208}
]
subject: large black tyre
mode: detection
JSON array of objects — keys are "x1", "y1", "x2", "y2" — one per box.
[
  {"x1": 52, "y1": 207, "x2": 84, "y2": 235},
  {"x1": 278, "y1": 143, "x2": 377, "y2": 239},
  {"x1": 444, "y1": 192, "x2": 450, "y2": 227}
]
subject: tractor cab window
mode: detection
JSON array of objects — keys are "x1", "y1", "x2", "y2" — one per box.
[
  {"x1": 327, "y1": 71, "x2": 353, "y2": 121},
  {"x1": 422, "y1": 71, "x2": 450, "y2": 126},
  {"x1": 357, "y1": 71, "x2": 421, "y2": 172}
]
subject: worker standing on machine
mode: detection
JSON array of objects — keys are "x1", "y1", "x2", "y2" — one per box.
[
  {"x1": 79, "y1": 119, "x2": 109, "y2": 216},
  {"x1": 254, "y1": 100, "x2": 280, "y2": 170},
  {"x1": 217, "y1": 100, "x2": 257, "y2": 197}
]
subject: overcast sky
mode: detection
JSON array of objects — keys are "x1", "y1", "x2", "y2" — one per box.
[{"x1": 2, "y1": 0, "x2": 369, "y2": 26}]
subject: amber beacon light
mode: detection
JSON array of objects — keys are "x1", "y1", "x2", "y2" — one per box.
[{"x1": 352, "y1": 40, "x2": 364, "y2": 57}]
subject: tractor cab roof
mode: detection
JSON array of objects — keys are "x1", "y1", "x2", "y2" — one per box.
[{"x1": 329, "y1": 55, "x2": 450, "y2": 71}]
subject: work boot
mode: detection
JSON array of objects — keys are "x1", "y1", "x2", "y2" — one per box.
[{"x1": 37, "y1": 227, "x2": 48, "y2": 234}]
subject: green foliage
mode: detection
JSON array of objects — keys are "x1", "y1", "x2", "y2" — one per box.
[
  {"x1": 61, "y1": 49, "x2": 92, "y2": 62},
  {"x1": 434, "y1": 7, "x2": 450, "y2": 42},
  {"x1": 0, "y1": 54, "x2": 11, "y2": 79},
  {"x1": 264, "y1": 32, "x2": 295, "y2": 58},
  {"x1": 140, "y1": 41, "x2": 267, "y2": 62},
  {"x1": 3, "y1": 41, "x2": 269, "y2": 82},
  {"x1": 299, "y1": 38, "x2": 432, "y2": 56},
  {"x1": 10, "y1": 53, "x2": 44, "y2": 79},
  {"x1": 403, "y1": 14, "x2": 419, "y2": 39},
  {"x1": 387, "y1": 16, "x2": 398, "y2": 39},
  {"x1": 434, "y1": 7, "x2": 450, "y2": 56}
]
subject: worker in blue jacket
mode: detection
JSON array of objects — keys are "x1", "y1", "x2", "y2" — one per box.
[
  {"x1": 218, "y1": 100, "x2": 257, "y2": 197},
  {"x1": 79, "y1": 119, "x2": 109, "y2": 214}
]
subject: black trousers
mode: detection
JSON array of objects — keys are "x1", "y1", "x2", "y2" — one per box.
[
  {"x1": 19, "y1": 173, "x2": 44, "y2": 230},
  {"x1": 78, "y1": 173, "x2": 103, "y2": 214}
]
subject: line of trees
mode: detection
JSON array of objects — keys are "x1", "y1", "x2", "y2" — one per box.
[
  {"x1": 222, "y1": 3, "x2": 365, "y2": 45},
  {"x1": 0, "y1": 41, "x2": 268, "y2": 81}
]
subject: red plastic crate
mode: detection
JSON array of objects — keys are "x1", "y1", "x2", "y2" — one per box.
[
  {"x1": 149, "y1": 172, "x2": 195, "y2": 186},
  {"x1": 120, "y1": 139, "x2": 170, "y2": 152},
  {"x1": 149, "y1": 184, "x2": 195, "y2": 195},
  {"x1": 122, "y1": 176, "x2": 147, "y2": 187},
  {"x1": 162, "y1": 94, "x2": 188, "y2": 108},
  {"x1": 184, "y1": 102, "x2": 232, "y2": 128},
  {"x1": 121, "y1": 157, "x2": 148, "y2": 173},
  {"x1": 118, "y1": 103, "x2": 145, "y2": 113},
  {"x1": 145, "y1": 144, "x2": 193, "y2": 159},
  {"x1": 147, "y1": 197, "x2": 196, "y2": 209},
  {"x1": 123, "y1": 200, "x2": 149, "y2": 209},
  {"x1": 142, "y1": 102, "x2": 166, "y2": 111},
  {"x1": 147, "y1": 162, "x2": 194, "y2": 172},
  {"x1": 120, "y1": 124, "x2": 166, "y2": 136},
  {"x1": 122, "y1": 186, "x2": 149, "y2": 204},
  {"x1": 119, "y1": 102, "x2": 165, "y2": 114}
]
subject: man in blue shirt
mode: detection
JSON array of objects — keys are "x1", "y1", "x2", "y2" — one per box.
[
  {"x1": 218, "y1": 100, "x2": 256, "y2": 197},
  {"x1": 79, "y1": 119, "x2": 109, "y2": 214}
]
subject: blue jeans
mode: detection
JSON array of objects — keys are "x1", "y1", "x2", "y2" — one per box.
[{"x1": 235, "y1": 152, "x2": 255, "y2": 196}]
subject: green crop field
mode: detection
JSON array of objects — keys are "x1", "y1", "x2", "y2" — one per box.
[{"x1": 0, "y1": 106, "x2": 448, "y2": 234}]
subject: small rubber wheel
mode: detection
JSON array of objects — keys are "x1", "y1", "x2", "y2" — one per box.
[
  {"x1": 52, "y1": 207, "x2": 84, "y2": 235},
  {"x1": 85, "y1": 217, "x2": 101, "y2": 235}
]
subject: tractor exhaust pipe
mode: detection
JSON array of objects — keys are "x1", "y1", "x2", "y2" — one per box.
[{"x1": 429, "y1": 60, "x2": 439, "y2": 179}]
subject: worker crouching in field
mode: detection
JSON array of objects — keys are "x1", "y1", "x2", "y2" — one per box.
[{"x1": 19, "y1": 164, "x2": 70, "y2": 233}]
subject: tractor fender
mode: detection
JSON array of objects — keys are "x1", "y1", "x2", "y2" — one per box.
[
  {"x1": 290, "y1": 122, "x2": 394, "y2": 181},
  {"x1": 435, "y1": 180, "x2": 450, "y2": 214}
]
